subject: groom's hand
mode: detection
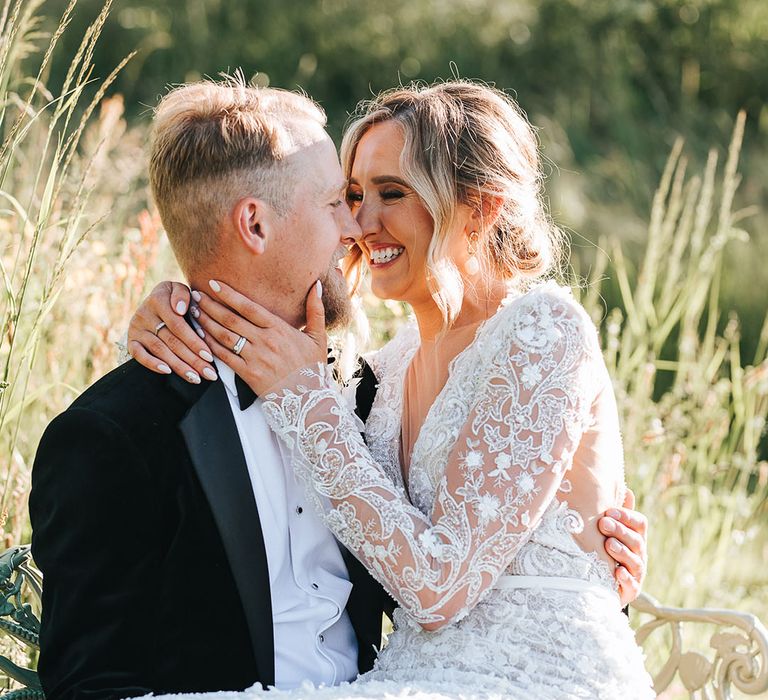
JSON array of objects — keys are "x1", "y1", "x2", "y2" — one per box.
[{"x1": 598, "y1": 488, "x2": 648, "y2": 607}]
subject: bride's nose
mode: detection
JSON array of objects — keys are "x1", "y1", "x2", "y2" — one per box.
[{"x1": 353, "y1": 195, "x2": 382, "y2": 239}]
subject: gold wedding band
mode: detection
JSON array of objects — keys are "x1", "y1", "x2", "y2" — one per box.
[
  {"x1": 154, "y1": 321, "x2": 167, "y2": 335},
  {"x1": 232, "y1": 336, "x2": 247, "y2": 356}
]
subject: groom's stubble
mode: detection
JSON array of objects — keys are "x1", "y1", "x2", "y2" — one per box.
[{"x1": 318, "y1": 247, "x2": 353, "y2": 331}]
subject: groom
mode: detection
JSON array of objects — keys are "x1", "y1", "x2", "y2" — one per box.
[{"x1": 30, "y1": 80, "x2": 647, "y2": 700}]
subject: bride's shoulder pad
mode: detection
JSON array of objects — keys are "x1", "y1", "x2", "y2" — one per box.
[{"x1": 495, "y1": 282, "x2": 600, "y2": 356}]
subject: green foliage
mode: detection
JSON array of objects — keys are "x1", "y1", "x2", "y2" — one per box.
[{"x1": 34, "y1": 0, "x2": 768, "y2": 353}]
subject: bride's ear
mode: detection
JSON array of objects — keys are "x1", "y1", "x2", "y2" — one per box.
[
  {"x1": 232, "y1": 197, "x2": 273, "y2": 256},
  {"x1": 468, "y1": 194, "x2": 504, "y2": 235}
]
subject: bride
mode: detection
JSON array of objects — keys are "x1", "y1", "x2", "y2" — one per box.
[{"x1": 129, "y1": 82, "x2": 654, "y2": 698}]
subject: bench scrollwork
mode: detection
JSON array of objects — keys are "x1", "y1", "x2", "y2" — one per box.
[{"x1": 633, "y1": 591, "x2": 768, "y2": 699}]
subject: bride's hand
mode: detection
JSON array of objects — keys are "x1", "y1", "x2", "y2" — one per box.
[
  {"x1": 195, "y1": 279, "x2": 327, "y2": 396},
  {"x1": 127, "y1": 281, "x2": 218, "y2": 383}
]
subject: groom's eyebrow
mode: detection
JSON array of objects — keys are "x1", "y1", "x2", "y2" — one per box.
[{"x1": 319, "y1": 179, "x2": 348, "y2": 199}]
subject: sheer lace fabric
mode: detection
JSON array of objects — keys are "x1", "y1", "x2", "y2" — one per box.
[
  {"x1": 249, "y1": 283, "x2": 656, "y2": 699},
  {"x1": 400, "y1": 319, "x2": 483, "y2": 477}
]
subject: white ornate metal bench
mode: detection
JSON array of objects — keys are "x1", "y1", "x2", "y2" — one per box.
[
  {"x1": 0, "y1": 545, "x2": 766, "y2": 698},
  {"x1": 632, "y1": 592, "x2": 768, "y2": 698}
]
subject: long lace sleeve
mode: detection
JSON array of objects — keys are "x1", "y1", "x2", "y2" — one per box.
[{"x1": 262, "y1": 290, "x2": 604, "y2": 630}]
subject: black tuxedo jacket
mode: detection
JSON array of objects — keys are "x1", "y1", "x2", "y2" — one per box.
[{"x1": 29, "y1": 359, "x2": 391, "y2": 700}]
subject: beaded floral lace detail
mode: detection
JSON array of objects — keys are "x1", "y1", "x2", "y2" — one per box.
[{"x1": 263, "y1": 285, "x2": 619, "y2": 627}]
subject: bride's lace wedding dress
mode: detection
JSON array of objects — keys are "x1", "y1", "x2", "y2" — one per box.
[{"x1": 157, "y1": 284, "x2": 655, "y2": 700}]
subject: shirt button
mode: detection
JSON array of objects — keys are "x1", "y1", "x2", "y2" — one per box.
[
  {"x1": 311, "y1": 582, "x2": 319, "y2": 590},
  {"x1": 319, "y1": 634, "x2": 325, "y2": 643},
  {"x1": 296, "y1": 506, "x2": 303, "y2": 515}
]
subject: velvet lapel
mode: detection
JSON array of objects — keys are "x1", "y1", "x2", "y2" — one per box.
[
  {"x1": 175, "y1": 377, "x2": 275, "y2": 687},
  {"x1": 354, "y1": 358, "x2": 378, "y2": 424}
]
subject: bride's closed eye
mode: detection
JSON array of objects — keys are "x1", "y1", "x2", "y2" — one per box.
[
  {"x1": 345, "y1": 188, "x2": 405, "y2": 206},
  {"x1": 381, "y1": 189, "x2": 405, "y2": 201}
]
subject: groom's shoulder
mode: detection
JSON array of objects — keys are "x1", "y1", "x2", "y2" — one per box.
[{"x1": 65, "y1": 359, "x2": 188, "y2": 429}]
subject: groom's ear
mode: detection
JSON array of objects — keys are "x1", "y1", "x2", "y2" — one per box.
[{"x1": 232, "y1": 197, "x2": 273, "y2": 256}]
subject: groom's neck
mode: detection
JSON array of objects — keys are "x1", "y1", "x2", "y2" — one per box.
[{"x1": 188, "y1": 267, "x2": 303, "y2": 330}]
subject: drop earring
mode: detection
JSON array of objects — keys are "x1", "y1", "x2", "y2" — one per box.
[{"x1": 465, "y1": 230, "x2": 480, "y2": 276}]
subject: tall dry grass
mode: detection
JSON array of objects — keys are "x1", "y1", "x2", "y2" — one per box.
[
  {"x1": 580, "y1": 113, "x2": 767, "y2": 616},
  {"x1": 0, "y1": 0, "x2": 173, "y2": 548}
]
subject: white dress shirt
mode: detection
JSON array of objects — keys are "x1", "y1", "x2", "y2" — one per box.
[{"x1": 214, "y1": 359, "x2": 359, "y2": 689}]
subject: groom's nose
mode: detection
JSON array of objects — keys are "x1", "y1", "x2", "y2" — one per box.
[{"x1": 340, "y1": 201, "x2": 362, "y2": 245}]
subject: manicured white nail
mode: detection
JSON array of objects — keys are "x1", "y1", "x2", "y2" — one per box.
[
  {"x1": 196, "y1": 328, "x2": 205, "y2": 339},
  {"x1": 185, "y1": 371, "x2": 201, "y2": 384},
  {"x1": 601, "y1": 518, "x2": 616, "y2": 534},
  {"x1": 191, "y1": 290, "x2": 202, "y2": 303},
  {"x1": 190, "y1": 306, "x2": 200, "y2": 318},
  {"x1": 175, "y1": 301, "x2": 187, "y2": 314},
  {"x1": 209, "y1": 280, "x2": 221, "y2": 293},
  {"x1": 316, "y1": 280, "x2": 322, "y2": 298},
  {"x1": 608, "y1": 539, "x2": 621, "y2": 554},
  {"x1": 607, "y1": 509, "x2": 622, "y2": 520},
  {"x1": 203, "y1": 367, "x2": 218, "y2": 381},
  {"x1": 199, "y1": 349, "x2": 213, "y2": 362},
  {"x1": 157, "y1": 363, "x2": 172, "y2": 374}
]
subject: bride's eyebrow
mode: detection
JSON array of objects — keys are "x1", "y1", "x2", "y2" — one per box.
[
  {"x1": 347, "y1": 176, "x2": 410, "y2": 187},
  {"x1": 371, "y1": 175, "x2": 409, "y2": 187}
]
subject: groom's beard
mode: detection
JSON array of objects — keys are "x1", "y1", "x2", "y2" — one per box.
[{"x1": 320, "y1": 258, "x2": 352, "y2": 331}]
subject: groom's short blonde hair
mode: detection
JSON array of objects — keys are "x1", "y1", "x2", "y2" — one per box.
[{"x1": 149, "y1": 77, "x2": 326, "y2": 274}]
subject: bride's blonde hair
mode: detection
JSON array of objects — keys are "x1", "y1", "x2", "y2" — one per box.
[{"x1": 340, "y1": 80, "x2": 563, "y2": 329}]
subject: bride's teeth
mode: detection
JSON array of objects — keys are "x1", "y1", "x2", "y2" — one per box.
[{"x1": 371, "y1": 247, "x2": 404, "y2": 264}]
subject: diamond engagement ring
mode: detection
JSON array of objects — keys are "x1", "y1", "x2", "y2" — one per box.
[
  {"x1": 233, "y1": 335, "x2": 247, "y2": 356},
  {"x1": 154, "y1": 321, "x2": 167, "y2": 335}
]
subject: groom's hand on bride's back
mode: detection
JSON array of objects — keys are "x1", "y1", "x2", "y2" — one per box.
[
  {"x1": 127, "y1": 281, "x2": 218, "y2": 384},
  {"x1": 599, "y1": 488, "x2": 648, "y2": 607}
]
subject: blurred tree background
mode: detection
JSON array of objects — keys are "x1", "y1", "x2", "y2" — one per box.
[{"x1": 40, "y1": 0, "x2": 768, "y2": 351}]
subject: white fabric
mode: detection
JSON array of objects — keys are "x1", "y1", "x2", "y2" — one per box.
[
  {"x1": 214, "y1": 360, "x2": 358, "y2": 689},
  {"x1": 492, "y1": 573, "x2": 620, "y2": 604},
  {"x1": 259, "y1": 284, "x2": 654, "y2": 698}
]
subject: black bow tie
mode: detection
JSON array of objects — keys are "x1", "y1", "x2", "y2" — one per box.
[{"x1": 235, "y1": 374, "x2": 258, "y2": 411}]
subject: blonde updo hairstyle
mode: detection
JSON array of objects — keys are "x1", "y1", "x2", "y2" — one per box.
[{"x1": 340, "y1": 80, "x2": 563, "y2": 329}]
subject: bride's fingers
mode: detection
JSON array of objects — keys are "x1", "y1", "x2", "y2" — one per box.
[
  {"x1": 169, "y1": 282, "x2": 192, "y2": 316},
  {"x1": 196, "y1": 305, "x2": 256, "y2": 358},
  {"x1": 197, "y1": 323, "x2": 252, "y2": 376},
  {"x1": 130, "y1": 327, "x2": 217, "y2": 383},
  {"x1": 127, "y1": 338, "x2": 173, "y2": 375},
  {"x1": 304, "y1": 280, "x2": 327, "y2": 348},
  {"x1": 157, "y1": 301, "x2": 216, "y2": 364},
  {"x1": 207, "y1": 279, "x2": 276, "y2": 328}
]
